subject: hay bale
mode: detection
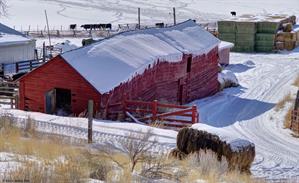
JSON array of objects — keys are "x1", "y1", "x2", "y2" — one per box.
[
  {"x1": 175, "y1": 128, "x2": 255, "y2": 174},
  {"x1": 255, "y1": 40, "x2": 274, "y2": 47},
  {"x1": 275, "y1": 41, "x2": 285, "y2": 50},
  {"x1": 218, "y1": 21, "x2": 236, "y2": 33},
  {"x1": 256, "y1": 33, "x2": 275, "y2": 42},
  {"x1": 169, "y1": 148, "x2": 187, "y2": 160},
  {"x1": 276, "y1": 32, "x2": 297, "y2": 42},
  {"x1": 218, "y1": 33, "x2": 236, "y2": 43},
  {"x1": 255, "y1": 46, "x2": 273, "y2": 53},
  {"x1": 222, "y1": 140, "x2": 255, "y2": 174},
  {"x1": 257, "y1": 22, "x2": 280, "y2": 33},
  {"x1": 232, "y1": 44, "x2": 255, "y2": 53},
  {"x1": 282, "y1": 23, "x2": 293, "y2": 32},
  {"x1": 236, "y1": 22, "x2": 256, "y2": 34},
  {"x1": 236, "y1": 33, "x2": 255, "y2": 42},
  {"x1": 285, "y1": 41, "x2": 296, "y2": 51}
]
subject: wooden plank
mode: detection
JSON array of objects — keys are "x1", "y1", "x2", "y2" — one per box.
[
  {"x1": 126, "y1": 108, "x2": 152, "y2": 113},
  {"x1": 125, "y1": 100, "x2": 152, "y2": 106},
  {"x1": 159, "y1": 118, "x2": 193, "y2": 124},
  {"x1": 157, "y1": 103, "x2": 189, "y2": 109}
]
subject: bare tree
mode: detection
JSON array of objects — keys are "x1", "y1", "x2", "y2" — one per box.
[
  {"x1": 0, "y1": 0, "x2": 7, "y2": 17},
  {"x1": 104, "y1": 129, "x2": 157, "y2": 172}
]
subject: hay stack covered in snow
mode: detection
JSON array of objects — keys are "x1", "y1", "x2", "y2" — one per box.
[{"x1": 170, "y1": 126, "x2": 255, "y2": 173}]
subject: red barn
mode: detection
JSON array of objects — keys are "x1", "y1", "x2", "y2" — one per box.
[{"x1": 18, "y1": 20, "x2": 221, "y2": 116}]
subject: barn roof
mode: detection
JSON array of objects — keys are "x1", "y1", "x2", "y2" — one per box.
[
  {"x1": 62, "y1": 20, "x2": 220, "y2": 93},
  {"x1": 0, "y1": 23, "x2": 33, "y2": 46}
]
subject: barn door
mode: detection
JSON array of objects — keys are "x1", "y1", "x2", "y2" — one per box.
[{"x1": 45, "y1": 89, "x2": 56, "y2": 114}]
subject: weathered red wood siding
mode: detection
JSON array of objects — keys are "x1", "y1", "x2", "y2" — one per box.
[
  {"x1": 19, "y1": 56, "x2": 101, "y2": 115},
  {"x1": 102, "y1": 47, "x2": 219, "y2": 106}
]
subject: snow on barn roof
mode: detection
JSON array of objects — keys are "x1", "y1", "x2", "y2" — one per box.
[
  {"x1": 0, "y1": 23, "x2": 33, "y2": 46},
  {"x1": 62, "y1": 20, "x2": 220, "y2": 93}
]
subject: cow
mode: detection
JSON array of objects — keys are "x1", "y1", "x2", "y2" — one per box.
[
  {"x1": 231, "y1": 11, "x2": 236, "y2": 16},
  {"x1": 155, "y1": 22, "x2": 165, "y2": 28},
  {"x1": 70, "y1": 24, "x2": 77, "y2": 30},
  {"x1": 81, "y1": 24, "x2": 112, "y2": 30}
]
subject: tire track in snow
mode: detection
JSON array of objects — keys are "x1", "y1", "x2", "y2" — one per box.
[{"x1": 213, "y1": 55, "x2": 299, "y2": 180}]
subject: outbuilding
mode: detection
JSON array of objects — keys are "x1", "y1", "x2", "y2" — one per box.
[
  {"x1": 0, "y1": 23, "x2": 36, "y2": 65},
  {"x1": 18, "y1": 20, "x2": 221, "y2": 117}
]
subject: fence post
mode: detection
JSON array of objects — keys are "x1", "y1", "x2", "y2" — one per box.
[
  {"x1": 88, "y1": 100, "x2": 94, "y2": 144},
  {"x1": 192, "y1": 105, "x2": 197, "y2": 123},
  {"x1": 10, "y1": 98, "x2": 13, "y2": 109},
  {"x1": 29, "y1": 60, "x2": 33, "y2": 71},
  {"x1": 123, "y1": 98, "x2": 127, "y2": 119},
  {"x1": 295, "y1": 90, "x2": 299, "y2": 110},
  {"x1": 152, "y1": 100, "x2": 158, "y2": 122},
  {"x1": 16, "y1": 63, "x2": 19, "y2": 73}
]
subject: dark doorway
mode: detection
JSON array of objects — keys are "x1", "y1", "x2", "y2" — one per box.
[
  {"x1": 187, "y1": 57, "x2": 192, "y2": 73},
  {"x1": 45, "y1": 88, "x2": 71, "y2": 116}
]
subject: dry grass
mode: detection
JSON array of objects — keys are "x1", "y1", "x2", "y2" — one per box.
[
  {"x1": 284, "y1": 105, "x2": 294, "y2": 129},
  {"x1": 0, "y1": 115, "x2": 263, "y2": 182},
  {"x1": 275, "y1": 93, "x2": 293, "y2": 111},
  {"x1": 293, "y1": 75, "x2": 299, "y2": 87}
]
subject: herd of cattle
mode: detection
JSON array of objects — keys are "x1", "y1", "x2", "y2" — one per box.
[
  {"x1": 74, "y1": 23, "x2": 113, "y2": 30},
  {"x1": 69, "y1": 22, "x2": 167, "y2": 30}
]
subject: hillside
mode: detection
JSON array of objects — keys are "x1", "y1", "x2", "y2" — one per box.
[{"x1": 2, "y1": 0, "x2": 299, "y2": 28}]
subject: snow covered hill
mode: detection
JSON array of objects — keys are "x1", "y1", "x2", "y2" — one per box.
[{"x1": 2, "y1": 0, "x2": 299, "y2": 28}]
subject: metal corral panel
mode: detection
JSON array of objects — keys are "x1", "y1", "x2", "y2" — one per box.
[{"x1": 0, "y1": 40, "x2": 36, "y2": 64}]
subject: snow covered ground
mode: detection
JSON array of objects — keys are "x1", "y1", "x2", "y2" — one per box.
[
  {"x1": 192, "y1": 48, "x2": 299, "y2": 181},
  {"x1": 1, "y1": 48, "x2": 299, "y2": 180},
  {"x1": 2, "y1": 0, "x2": 299, "y2": 29}
]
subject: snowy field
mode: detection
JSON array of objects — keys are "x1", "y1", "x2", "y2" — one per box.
[{"x1": 2, "y1": 0, "x2": 299, "y2": 29}]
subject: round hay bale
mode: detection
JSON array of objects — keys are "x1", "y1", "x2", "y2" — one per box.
[
  {"x1": 175, "y1": 128, "x2": 255, "y2": 174},
  {"x1": 169, "y1": 148, "x2": 187, "y2": 160}
]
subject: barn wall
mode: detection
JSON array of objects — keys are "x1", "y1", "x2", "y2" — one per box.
[
  {"x1": 103, "y1": 47, "x2": 219, "y2": 107},
  {"x1": 0, "y1": 40, "x2": 36, "y2": 64},
  {"x1": 19, "y1": 56, "x2": 101, "y2": 115}
]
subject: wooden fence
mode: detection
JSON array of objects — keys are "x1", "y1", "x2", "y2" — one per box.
[
  {"x1": 106, "y1": 99, "x2": 199, "y2": 128},
  {"x1": 0, "y1": 82, "x2": 19, "y2": 109}
]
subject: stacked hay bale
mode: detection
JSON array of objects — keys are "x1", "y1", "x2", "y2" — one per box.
[
  {"x1": 275, "y1": 24, "x2": 297, "y2": 51},
  {"x1": 218, "y1": 15, "x2": 297, "y2": 52},
  {"x1": 235, "y1": 22, "x2": 256, "y2": 52},
  {"x1": 218, "y1": 21, "x2": 236, "y2": 45},
  {"x1": 170, "y1": 128, "x2": 255, "y2": 174},
  {"x1": 256, "y1": 22, "x2": 279, "y2": 52}
]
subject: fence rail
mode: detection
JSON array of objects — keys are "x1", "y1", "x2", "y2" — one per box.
[
  {"x1": 0, "y1": 82, "x2": 19, "y2": 109},
  {"x1": 106, "y1": 99, "x2": 199, "y2": 128}
]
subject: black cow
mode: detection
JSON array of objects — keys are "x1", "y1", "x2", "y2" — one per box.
[
  {"x1": 231, "y1": 11, "x2": 236, "y2": 16},
  {"x1": 70, "y1": 24, "x2": 77, "y2": 30},
  {"x1": 155, "y1": 22, "x2": 165, "y2": 28},
  {"x1": 81, "y1": 24, "x2": 112, "y2": 30}
]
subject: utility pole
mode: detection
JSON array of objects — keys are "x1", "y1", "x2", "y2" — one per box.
[
  {"x1": 44, "y1": 10, "x2": 51, "y2": 46},
  {"x1": 138, "y1": 7, "x2": 141, "y2": 29},
  {"x1": 173, "y1": 7, "x2": 176, "y2": 25}
]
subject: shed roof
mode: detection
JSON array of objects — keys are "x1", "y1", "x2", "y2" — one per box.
[
  {"x1": 0, "y1": 22, "x2": 33, "y2": 46},
  {"x1": 61, "y1": 20, "x2": 220, "y2": 93}
]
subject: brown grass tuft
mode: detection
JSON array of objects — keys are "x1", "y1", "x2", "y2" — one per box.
[
  {"x1": 275, "y1": 93, "x2": 293, "y2": 111},
  {"x1": 293, "y1": 75, "x2": 299, "y2": 87}
]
